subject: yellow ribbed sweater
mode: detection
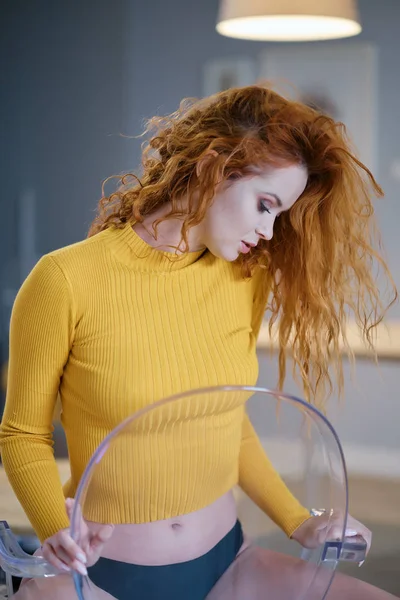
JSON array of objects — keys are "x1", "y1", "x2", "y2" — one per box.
[{"x1": 0, "y1": 224, "x2": 310, "y2": 542}]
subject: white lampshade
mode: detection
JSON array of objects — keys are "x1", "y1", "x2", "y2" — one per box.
[{"x1": 216, "y1": 0, "x2": 362, "y2": 42}]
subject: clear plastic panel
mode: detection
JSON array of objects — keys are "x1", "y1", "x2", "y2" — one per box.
[{"x1": 0, "y1": 386, "x2": 356, "y2": 600}]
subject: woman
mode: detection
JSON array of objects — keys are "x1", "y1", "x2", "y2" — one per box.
[{"x1": 0, "y1": 85, "x2": 396, "y2": 599}]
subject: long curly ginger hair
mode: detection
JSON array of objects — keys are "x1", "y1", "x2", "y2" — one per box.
[{"x1": 89, "y1": 85, "x2": 397, "y2": 406}]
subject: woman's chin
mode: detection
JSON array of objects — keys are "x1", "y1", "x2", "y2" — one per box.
[
  {"x1": 215, "y1": 250, "x2": 239, "y2": 262},
  {"x1": 207, "y1": 242, "x2": 240, "y2": 262}
]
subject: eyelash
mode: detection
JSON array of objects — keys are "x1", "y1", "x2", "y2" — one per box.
[{"x1": 258, "y1": 199, "x2": 272, "y2": 214}]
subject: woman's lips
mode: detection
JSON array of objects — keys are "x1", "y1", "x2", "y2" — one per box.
[{"x1": 240, "y1": 241, "x2": 251, "y2": 254}]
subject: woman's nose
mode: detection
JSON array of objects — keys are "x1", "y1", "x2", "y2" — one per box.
[{"x1": 256, "y1": 227, "x2": 273, "y2": 241}]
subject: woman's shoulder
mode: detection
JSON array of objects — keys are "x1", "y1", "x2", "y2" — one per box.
[
  {"x1": 39, "y1": 230, "x2": 123, "y2": 286},
  {"x1": 48, "y1": 229, "x2": 111, "y2": 267},
  {"x1": 21, "y1": 231, "x2": 114, "y2": 299}
]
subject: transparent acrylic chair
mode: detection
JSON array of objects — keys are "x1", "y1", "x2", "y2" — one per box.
[{"x1": 0, "y1": 385, "x2": 365, "y2": 600}]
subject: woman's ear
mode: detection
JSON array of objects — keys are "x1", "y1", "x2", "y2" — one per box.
[{"x1": 196, "y1": 149, "x2": 219, "y2": 178}]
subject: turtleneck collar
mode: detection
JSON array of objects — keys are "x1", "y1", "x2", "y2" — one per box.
[{"x1": 103, "y1": 223, "x2": 208, "y2": 273}]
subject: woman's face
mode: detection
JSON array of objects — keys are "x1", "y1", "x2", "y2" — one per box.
[{"x1": 200, "y1": 163, "x2": 308, "y2": 262}]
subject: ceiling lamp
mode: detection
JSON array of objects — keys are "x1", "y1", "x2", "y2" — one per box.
[{"x1": 216, "y1": 0, "x2": 362, "y2": 42}]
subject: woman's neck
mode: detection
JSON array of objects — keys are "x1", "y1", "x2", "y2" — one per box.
[{"x1": 132, "y1": 203, "x2": 206, "y2": 254}]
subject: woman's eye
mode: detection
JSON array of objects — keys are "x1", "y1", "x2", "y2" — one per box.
[{"x1": 258, "y1": 199, "x2": 272, "y2": 214}]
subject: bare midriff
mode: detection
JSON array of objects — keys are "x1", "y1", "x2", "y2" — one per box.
[{"x1": 86, "y1": 490, "x2": 247, "y2": 566}]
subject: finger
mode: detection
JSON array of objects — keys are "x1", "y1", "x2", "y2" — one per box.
[
  {"x1": 316, "y1": 527, "x2": 330, "y2": 546},
  {"x1": 53, "y1": 544, "x2": 77, "y2": 566},
  {"x1": 65, "y1": 497, "x2": 82, "y2": 533},
  {"x1": 331, "y1": 509, "x2": 345, "y2": 521},
  {"x1": 323, "y1": 511, "x2": 348, "y2": 539},
  {"x1": 69, "y1": 558, "x2": 88, "y2": 576},
  {"x1": 66, "y1": 497, "x2": 82, "y2": 523},
  {"x1": 347, "y1": 515, "x2": 372, "y2": 552},
  {"x1": 65, "y1": 498, "x2": 90, "y2": 549},
  {"x1": 362, "y1": 529, "x2": 372, "y2": 554},
  {"x1": 41, "y1": 543, "x2": 71, "y2": 573},
  {"x1": 314, "y1": 510, "x2": 342, "y2": 528},
  {"x1": 346, "y1": 514, "x2": 360, "y2": 528},
  {"x1": 311, "y1": 514, "x2": 330, "y2": 532},
  {"x1": 65, "y1": 497, "x2": 74, "y2": 518},
  {"x1": 90, "y1": 524, "x2": 114, "y2": 552},
  {"x1": 46, "y1": 540, "x2": 88, "y2": 576},
  {"x1": 326, "y1": 523, "x2": 344, "y2": 540},
  {"x1": 345, "y1": 528, "x2": 358, "y2": 537},
  {"x1": 55, "y1": 530, "x2": 88, "y2": 564}
]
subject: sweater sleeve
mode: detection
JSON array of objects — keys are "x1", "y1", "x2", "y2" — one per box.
[
  {"x1": 238, "y1": 413, "x2": 310, "y2": 537},
  {"x1": 237, "y1": 267, "x2": 310, "y2": 537},
  {"x1": 0, "y1": 255, "x2": 74, "y2": 542}
]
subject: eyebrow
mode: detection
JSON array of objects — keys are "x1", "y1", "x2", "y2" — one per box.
[{"x1": 263, "y1": 192, "x2": 283, "y2": 208}]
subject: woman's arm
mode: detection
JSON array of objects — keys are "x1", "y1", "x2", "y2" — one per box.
[
  {"x1": 0, "y1": 255, "x2": 75, "y2": 542},
  {"x1": 238, "y1": 413, "x2": 310, "y2": 537}
]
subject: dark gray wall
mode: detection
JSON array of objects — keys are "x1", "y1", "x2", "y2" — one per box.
[
  {"x1": 1, "y1": 0, "x2": 129, "y2": 255},
  {"x1": 1, "y1": 0, "x2": 130, "y2": 345}
]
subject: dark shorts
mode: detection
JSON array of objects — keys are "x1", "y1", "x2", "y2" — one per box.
[{"x1": 87, "y1": 520, "x2": 244, "y2": 600}]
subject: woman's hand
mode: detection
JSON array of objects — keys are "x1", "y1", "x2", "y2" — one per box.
[
  {"x1": 291, "y1": 512, "x2": 372, "y2": 554},
  {"x1": 40, "y1": 498, "x2": 114, "y2": 575}
]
